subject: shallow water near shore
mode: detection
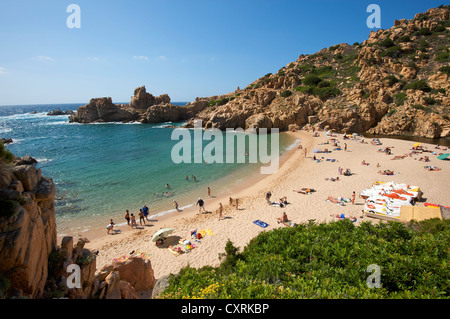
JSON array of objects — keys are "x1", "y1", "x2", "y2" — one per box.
[{"x1": 0, "y1": 103, "x2": 298, "y2": 236}]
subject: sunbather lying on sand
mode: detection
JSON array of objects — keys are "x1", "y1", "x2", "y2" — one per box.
[
  {"x1": 293, "y1": 188, "x2": 314, "y2": 194},
  {"x1": 378, "y1": 170, "x2": 394, "y2": 175},
  {"x1": 325, "y1": 177, "x2": 340, "y2": 181},
  {"x1": 425, "y1": 166, "x2": 441, "y2": 171},
  {"x1": 330, "y1": 214, "x2": 357, "y2": 222}
]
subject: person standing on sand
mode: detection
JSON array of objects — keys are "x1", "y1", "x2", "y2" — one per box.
[
  {"x1": 265, "y1": 191, "x2": 272, "y2": 204},
  {"x1": 352, "y1": 191, "x2": 356, "y2": 205},
  {"x1": 139, "y1": 209, "x2": 146, "y2": 226},
  {"x1": 125, "y1": 210, "x2": 130, "y2": 226},
  {"x1": 130, "y1": 214, "x2": 137, "y2": 228},
  {"x1": 344, "y1": 143, "x2": 347, "y2": 152},
  {"x1": 208, "y1": 187, "x2": 211, "y2": 197},
  {"x1": 196, "y1": 198, "x2": 206, "y2": 213},
  {"x1": 142, "y1": 205, "x2": 149, "y2": 221},
  {"x1": 235, "y1": 198, "x2": 239, "y2": 210},
  {"x1": 173, "y1": 200, "x2": 180, "y2": 212},
  {"x1": 229, "y1": 197, "x2": 233, "y2": 206},
  {"x1": 304, "y1": 148, "x2": 307, "y2": 158},
  {"x1": 218, "y1": 203, "x2": 223, "y2": 220}
]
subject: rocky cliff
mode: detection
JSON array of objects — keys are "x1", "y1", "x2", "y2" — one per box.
[
  {"x1": 185, "y1": 6, "x2": 449, "y2": 138},
  {"x1": 0, "y1": 155, "x2": 57, "y2": 298}
]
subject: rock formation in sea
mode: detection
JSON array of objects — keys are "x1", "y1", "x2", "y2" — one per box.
[
  {"x1": 0, "y1": 152, "x2": 157, "y2": 299},
  {"x1": 69, "y1": 85, "x2": 209, "y2": 124}
]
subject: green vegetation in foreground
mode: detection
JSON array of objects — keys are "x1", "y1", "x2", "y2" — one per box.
[{"x1": 160, "y1": 219, "x2": 450, "y2": 299}]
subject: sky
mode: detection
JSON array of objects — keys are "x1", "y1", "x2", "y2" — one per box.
[{"x1": 0, "y1": 0, "x2": 446, "y2": 105}]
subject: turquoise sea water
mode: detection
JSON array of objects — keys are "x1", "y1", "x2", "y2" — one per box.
[{"x1": 0, "y1": 103, "x2": 299, "y2": 235}]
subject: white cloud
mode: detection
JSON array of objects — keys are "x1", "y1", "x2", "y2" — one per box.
[
  {"x1": 133, "y1": 55, "x2": 149, "y2": 60},
  {"x1": 158, "y1": 55, "x2": 167, "y2": 61},
  {"x1": 86, "y1": 57, "x2": 101, "y2": 61},
  {"x1": 32, "y1": 55, "x2": 55, "y2": 61},
  {"x1": 0, "y1": 67, "x2": 7, "y2": 75}
]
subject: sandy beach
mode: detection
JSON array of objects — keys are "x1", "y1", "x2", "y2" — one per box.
[{"x1": 83, "y1": 130, "x2": 450, "y2": 281}]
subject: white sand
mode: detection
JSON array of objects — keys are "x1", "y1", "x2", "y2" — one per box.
[{"x1": 83, "y1": 131, "x2": 450, "y2": 280}]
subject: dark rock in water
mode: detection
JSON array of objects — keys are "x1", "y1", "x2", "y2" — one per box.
[
  {"x1": 14, "y1": 155, "x2": 38, "y2": 166},
  {"x1": 47, "y1": 109, "x2": 75, "y2": 116},
  {"x1": 1, "y1": 138, "x2": 13, "y2": 144},
  {"x1": 30, "y1": 111, "x2": 37, "y2": 114}
]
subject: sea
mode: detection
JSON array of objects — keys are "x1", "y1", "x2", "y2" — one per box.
[{"x1": 0, "y1": 103, "x2": 300, "y2": 236}]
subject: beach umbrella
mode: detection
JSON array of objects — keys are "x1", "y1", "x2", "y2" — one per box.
[
  {"x1": 413, "y1": 142, "x2": 421, "y2": 148},
  {"x1": 152, "y1": 228, "x2": 175, "y2": 242},
  {"x1": 437, "y1": 153, "x2": 449, "y2": 160}
]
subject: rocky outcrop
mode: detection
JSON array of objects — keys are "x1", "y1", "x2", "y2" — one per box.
[
  {"x1": 96, "y1": 255, "x2": 156, "y2": 299},
  {"x1": 0, "y1": 160, "x2": 57, "y2": 298},
  {"x1": 47, "y1": 110, "x2": 75, "y2": 116},
  {"x1": 69, "y1": 97, "x2": 139, "y2": 123},
  {"x1": 69, "y1": 86, "x2": 186, "y2": 124}
]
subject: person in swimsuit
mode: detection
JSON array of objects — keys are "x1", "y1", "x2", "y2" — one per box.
[{"x1": 125, "y1": 210, "x2": 130, "y2": 226}]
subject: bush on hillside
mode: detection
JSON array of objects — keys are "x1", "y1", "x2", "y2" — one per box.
[{"x1": 160, "y1": 219, "x2": 450, "y2": 299}]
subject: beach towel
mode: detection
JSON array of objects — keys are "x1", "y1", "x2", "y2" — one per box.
[
  {"x1": 253, "y1": 220, "x2": 269, "y2": 228},
  {"x1": 199, "y1": 229, "x2": 215, "y2": 237}
]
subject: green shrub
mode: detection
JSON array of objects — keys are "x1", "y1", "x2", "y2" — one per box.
[
  {"x1": 379, "y1": 38, "x2": 395, "y2": 48},
  {"x1": 302, "y1": 74, "x2": 322, "y2": 86},
  {"x1": 384, "y1": 75, "x2": 400, "y2": 87},
  {"x1": 418, "y1": 27, "x2": 431, "y2": 36},
  {"x1": 439, "y1": 66, "x2": 450, "y2": 75},
  {"x1": 394, "y1": 92, "x2": 408, "y2": 105},
  {"x1": 403, "y1": 80, "x2": 431, "y2": 92},
  {"x1": 398, "y1": 35, "x2": 411, "y2": 43},
  {"x1": 280, "y1": 90, "x2": 292, "y2": 98},
  {"x1": 432, "y1": 25, "x2": 446, "y2": 33},
  {"x1": 0, "y1": 143, "x2": 14, "y2": 163},
  {"x1": 380, "y1": 46, "x2": 403, "y2": 58},
  {"x1": 160, "y1": 219, "x2": 450, "y2": 299}
]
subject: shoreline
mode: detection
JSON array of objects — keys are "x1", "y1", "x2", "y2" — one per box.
[
  {"x1": 74, "y1": 131, "x2": 302, "y2": 243},
  {"x1": 84, "y1": 130, "x2": 449, "y2": 281}
]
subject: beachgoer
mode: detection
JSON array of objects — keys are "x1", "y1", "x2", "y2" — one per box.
[
  {"x1": 173, "y1": 200, "x2": 180, "y2": 212},
  {"x1": 125, "y1": 210, "x2": 130, "y2": 226},
  {"x1": 185, "y1": 175, "x2": 189, "y2": 180},
  {"x1": 139, "y1": 209, "x2": 146, "y2": 226},
  {"x1": 218, "y1": 203, "x2": 223, "y2": 220},
  {"x1": 165, "y1": 184, "x2": 170, "y2": 189},
  {"x1": 235, "y1": 198, "x2": 239, "y2": 210},
  {"x1": 352, "y1": 191, "x2": 356, "y2": 205},
  {"x1": 304, "y1": 148, "x2": 307, "y2": 158},
  {"x1": 130, "y1": 214, "x2": 137, "y2": 228},
  {"x1": 207, "y1": 187, "x2": 211, "y2": 197},
  {"x1": 196, "y1": 198, "x2": 206, "y2": 213},
  {"x1": 106, "y1": 219, "x2": 115, "y2": 234},
  {"x1": 277, "y1": 212, "x2": 288, "y2": 223},
  {"x1": 142, "y1": 205, "x2": 149, "y2": 221},
  {"x1": 229, "y1": 197, "x2": 233, "y2": 206},
  {"x1": 265, "y1": 191, "x2": 272, "y2": 204}
]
